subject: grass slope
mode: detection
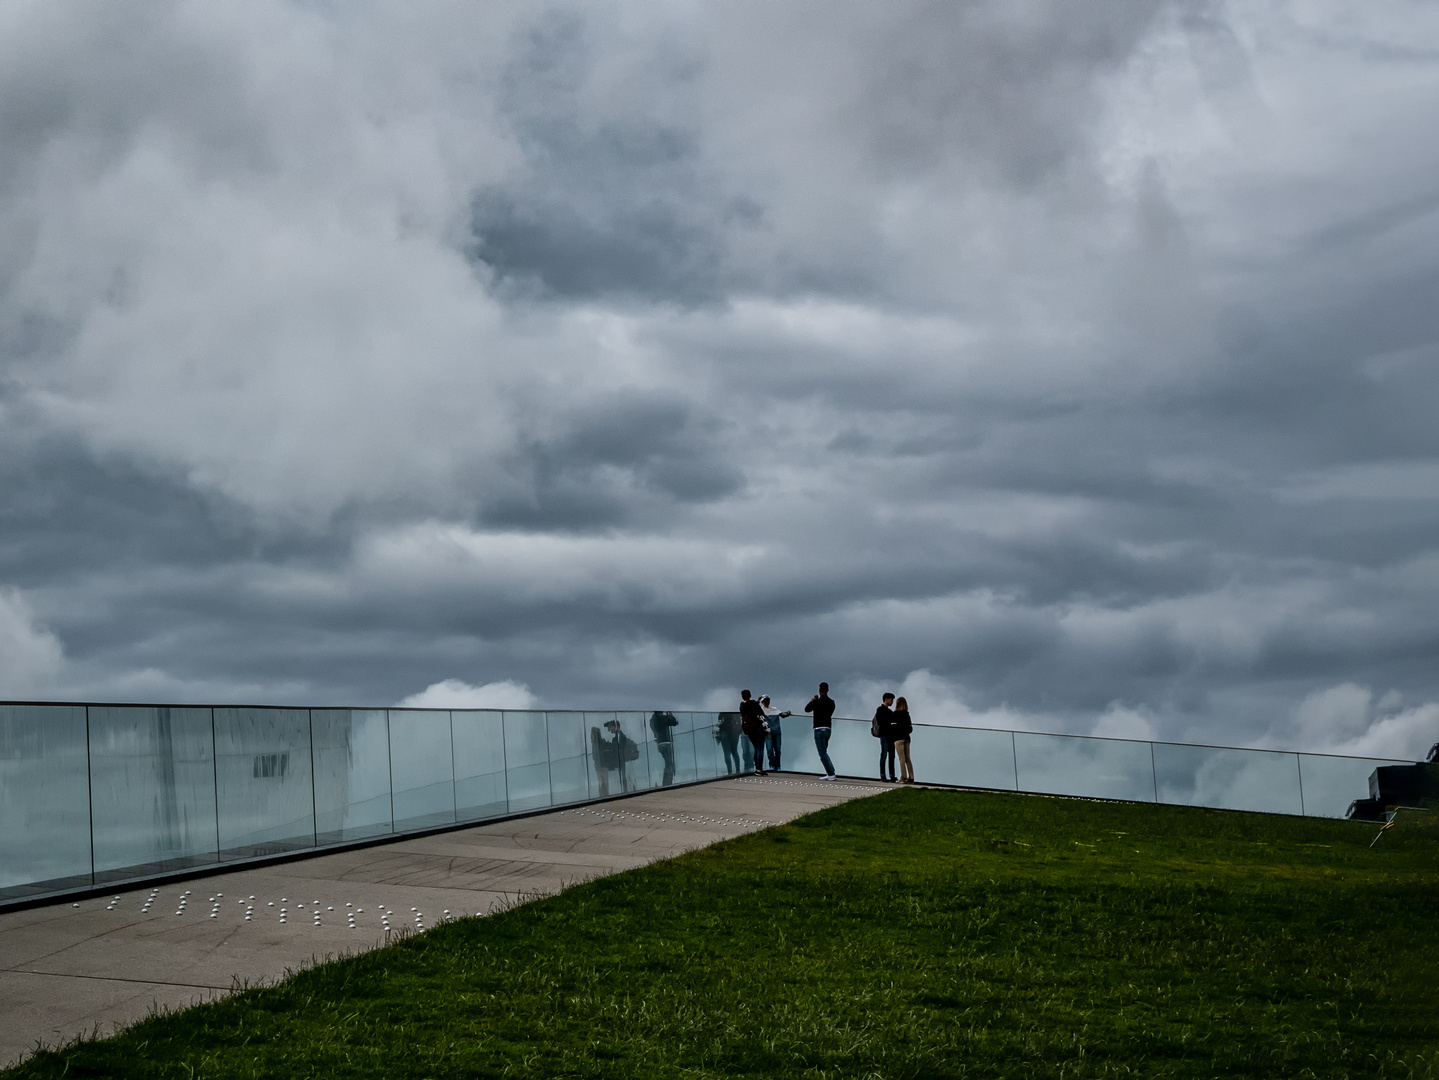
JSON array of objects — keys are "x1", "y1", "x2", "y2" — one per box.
[{"x1": 8, "y1": 788, "x2": 1439, "y2": 1079}]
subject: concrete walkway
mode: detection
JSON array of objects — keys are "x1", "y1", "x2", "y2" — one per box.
[{"x1": 0, "y1": 774, "x2": 888, "y2": 1068}]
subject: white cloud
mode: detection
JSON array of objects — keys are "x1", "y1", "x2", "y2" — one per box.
[
  {"x1": 0, "y1": 588, "x2": 64, "y2": 698},
  {"x1": 1286, "y1": 683, "x2": 1438, "y2": 761},
  {"x1": 846, "y1": 668, "x2": 1049, "y2": 731},
  {"x1": 1091, "y1": 702, "x2": 1156, "y2": 741},
  {"x1": 396, "y1": 678, "x2": 537, "y2": 710}
]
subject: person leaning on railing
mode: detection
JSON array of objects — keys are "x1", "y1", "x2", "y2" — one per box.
[{"x1": 760, "y1": 695, "x2": 790, "y2": 772}]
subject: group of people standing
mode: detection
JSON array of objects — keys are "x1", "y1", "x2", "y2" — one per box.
[{"x1": 724, "y1": 683, "x2": 916, "y2": 783}]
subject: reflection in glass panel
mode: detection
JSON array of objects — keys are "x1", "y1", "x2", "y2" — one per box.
[
  {"x1": 214, "y1": 707, "x2": 315, "y2": 858},
  {"x1": 1298, "y1": 753, "x2": 1409, "y2": 819},
  {"x1": 667, "y1": 713, "x2": 700, "y2": 785},
  {"x1": 689, "y1": 713, "x2": 724, "y2": 780},
  {"x1": 1154, "y1": 743, "x2": 1301, "y2": 816},
  {"x1": 312, "y1": 709, "x2": 392, "y2": 844},
  {"x1": 645, "y1": 710, "x2": 682, "y2": 788},
  {"x1": 504, "y1": 711, "x2": 552, "y2": 812},
  {"x1": 546, "y1": 712, "x2": 591, "y2": 805},
  {"x1": 453, "y1": 711, "x2": 507, "y2": 822},
  {"x1": 585, "y1": 712, "x2": 624, "y2": 797},
  {"x1": 0, "y1": 704, "x2": 92, "y2": 897},
  {"x1": 389, "y1": 710, "x2": 455, "y2": 831},
  {"x1": 90, "y1": 706, "x2": 218, "y2": 878},
  {"x1": 1014, "y1": 733, "x2": 1155, "y2": 803},
  {"x1": 714, "y1": 711, "x2": 745, "y2": 777},
  {"x1": 614, "y1": 712, "x2": 653, "y2": 791},
  {"x1": 913, "y1": 726, "x2": 1016, "y2": 790}
]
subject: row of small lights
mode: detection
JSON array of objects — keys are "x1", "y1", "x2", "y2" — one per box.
[{"x1": 75, "y1": 891, "x2": 457, "y2": 932}]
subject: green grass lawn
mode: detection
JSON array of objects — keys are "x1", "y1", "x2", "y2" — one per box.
[{"x1": 9, "y1": 788, "x2": 1439, "y2": 1079}]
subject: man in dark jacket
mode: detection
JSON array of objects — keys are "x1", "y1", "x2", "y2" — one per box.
[
  {"x1": 873, "y1": 693, "x2": 896, "y2": 782},
  {"x1": 739, "y1": 690, "x2": 768, "y2": 776},
  {"x1": 804, "y1": 682, "x2": 838, "y2": 780}
]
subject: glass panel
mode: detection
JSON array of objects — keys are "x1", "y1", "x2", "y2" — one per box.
[
  {"x1": 714, "y1": 711, "x2": 746, "y2": 777},
  {"x1": 667, "y1": 712, "x2": 700, "y2": 785},
  {"x1": 546, "y1": 712, "x2": 591, "y2": 805},
  {"x1": 0, "y1": 704, "x2": 91, "y2": 898},
  {"x1": 214, "y1": 707, "x2": 315, "y2": 859},
  {"x1": 388, "y1": 710, "x2": 455, "y2": 831},
  {"x1": 89, "y1": 706, "x2": 218, "y2": 879},
  {"x1": 1299, "y1": 753, "x2": 1411, "y2": 819},
  {"x1": 912, "y1": 726, "x2": 1017, "y2": 790},
  {"x1": 453, "y1": 710, "x2": 507, "y2": 822},
  {"x1": 784, "y1": 714, "x2": 823, "y2": 776},
  {"x1": 756, "y1": 706, "x2": 791, "y2": 776},
  {"x1": 1014, "y1": 732, "x2": 1156, "y2": 803},
  {"x1": 312, "y1": 709, "x2": 392, "y2": 844},
  {"x1": 614, "y1": 712, "x2": 653, "y2": 791},
  {"x1": 689, "y1": 712, "x2": 723, "y2": 780},
  {"x1": 1154, "y1": 743, "x2": 1302, "y2": 816},
  {"x1": 585, "y1": 712, "x2": 623, "y2": 796},
  {"x1": 825, "y1": 717, "x2": 878, "y2": 779},
  {"x1": 504, "y1": 711, "x2": 552, "y2": 812},
  {"x1": 646, "y1": 710, "x2": 682, "y2": 788}
]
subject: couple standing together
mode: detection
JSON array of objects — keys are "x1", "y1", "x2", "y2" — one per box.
[
  {"x1": 871, "y1": 692, "x2": 915, "y2": 783},
  {"x1": 738, "y1": 689, "x2": 790, "y2": 775}
]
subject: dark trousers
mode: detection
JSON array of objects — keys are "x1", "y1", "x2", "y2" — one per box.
[
  {"x1": 747, "y1": 730, "x2": 767, "y2": 773},
  {"x1": 879, "y1": 736, "x2": 896, "y2": 780},
  {"x1": 720, "y1": 731, "x2": 742, "y2": 774},
  {"x1": 766, "y1": 730, "x2": 782, "y2": 770},
  {"x1": 814, "y1": 727, "x2": 835, "y2": 776},
  {"x1": 657, "y1": 740, "x2": 676, "y2": 786}
]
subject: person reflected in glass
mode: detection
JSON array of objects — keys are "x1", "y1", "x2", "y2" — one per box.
[
  {"x1": 740, "y1": 689, "x2": 768, "y2": 776},
  {"x1": 717, "y1": 711, "x2": 743, "y2": 775},
  {"x1": 805, "y1": 682, "x2": 838, "y2": 780},
  {"x1": 873, "y1": 692, "x2": 897, "y2": 782},
  {"x1": 650, "y1": 710, "x2": 678, "y2": 786},
  {"x1": 608, "y1": 720, "x2": 641, "y2": 792},
  {"x1": 892, "y1": 696, "x2": 914, "y2": 784},
  {"x1": 590, "y1": 723, "x2": 620, "y2": 797},
  {"x1": 760, "y1": 696, "x2": 790, "y2": 772}
]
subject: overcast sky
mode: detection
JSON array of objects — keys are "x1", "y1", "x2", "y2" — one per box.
[{"x1": 3, "y1": 0, "x2": 1439, "y2": 757}]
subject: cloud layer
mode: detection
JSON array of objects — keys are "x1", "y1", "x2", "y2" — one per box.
[{"x1": 3, "y1": 1, "x2": 1439, "y2": 759}]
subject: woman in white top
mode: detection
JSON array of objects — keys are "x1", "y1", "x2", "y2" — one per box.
[{"x1": 760, "y1": 696, "x2": 790, "y2": 772}]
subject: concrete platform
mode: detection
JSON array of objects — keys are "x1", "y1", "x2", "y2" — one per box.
[{"x1": 0, "y1": 774, "x2": 888, "y2": 1068}]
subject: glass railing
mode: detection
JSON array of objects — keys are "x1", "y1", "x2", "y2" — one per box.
[
  {"x1": 0, "y1": 704, "x2": 730, "y2": 904},
  {"x1": 790, "y1": 716, "x2": 1408, "y2": 820},
  {"x1": 0, "y1": 702, "x2": 1413, "y2": 905}
]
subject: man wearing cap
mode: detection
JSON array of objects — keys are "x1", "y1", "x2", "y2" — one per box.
[{"x1": 760, "y1": 695, "x2": 790, "y2": 772}]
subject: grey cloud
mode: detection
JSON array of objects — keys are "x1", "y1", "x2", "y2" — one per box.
[
  {"x1": 468, "y1": 10, "x2": 731, "y2": 304},
  {"x1": 3, "y1": 1, "x2": 1439, "y2": 759}
]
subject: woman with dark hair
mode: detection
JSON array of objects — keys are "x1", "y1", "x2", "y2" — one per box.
[{"x1": 892, "y1": 696, "x2": 915, "y2": 784}]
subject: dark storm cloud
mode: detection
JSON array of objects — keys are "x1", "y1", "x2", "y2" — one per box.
[
  {"x1": 482, "y1": 394, "x2": 743, "y2": 528},
  {"x1": 469, "y1": 11, "x2": 729, "y2": 304},
  {"x1": 2, "y1": 0, "x2": 1439, "y2": 759}
]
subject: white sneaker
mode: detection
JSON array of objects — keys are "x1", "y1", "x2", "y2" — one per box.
[{"x1": 821, "y1": 773, "x2": 837, "y2": 781}]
